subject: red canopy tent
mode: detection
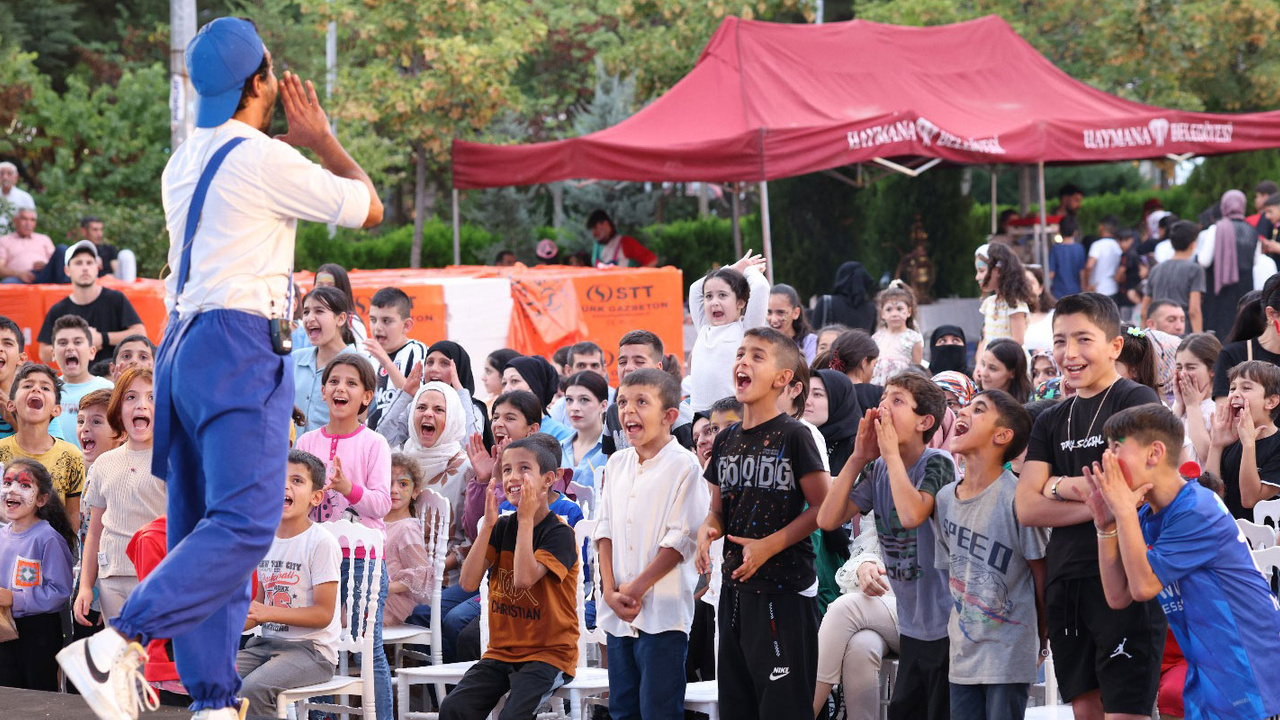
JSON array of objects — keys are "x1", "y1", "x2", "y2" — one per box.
[{"x1": 449, "y1": 15, "x2": 1280, "y2": 268}]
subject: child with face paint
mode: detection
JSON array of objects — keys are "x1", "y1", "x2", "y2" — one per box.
[
  {"x1": 75, "y1": 368, "x2": 166, "y2": 628},
  {"x1": 0, "y1": 458, "x2": 77, "y2": 690}
]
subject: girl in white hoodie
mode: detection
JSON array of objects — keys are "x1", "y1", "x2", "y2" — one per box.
[{"x1": 688, "y1": 251, "x2": 770, "y2": 412}]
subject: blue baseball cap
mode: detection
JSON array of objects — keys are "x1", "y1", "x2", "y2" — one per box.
[{"x1": 186, "y1": 18, "x2": 265, "y2": 128}]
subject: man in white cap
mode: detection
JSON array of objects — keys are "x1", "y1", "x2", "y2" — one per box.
[
  {"x1": 36, "y1": 240, "x2": 145, "y2": 366},
  {"x1": 58, "y1": 16, "x2": 382, "y2": 720}
]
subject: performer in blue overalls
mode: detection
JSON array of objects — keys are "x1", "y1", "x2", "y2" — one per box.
[{"x1": 59, "y1": 17, "x2": 383, "y2": 720}]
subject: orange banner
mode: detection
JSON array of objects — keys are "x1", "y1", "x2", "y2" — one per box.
[{"x1": 0, "y1": 266, "x2": 684, "y2": 383}]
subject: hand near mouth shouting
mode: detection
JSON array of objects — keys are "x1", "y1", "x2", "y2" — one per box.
[
  {"x1": 1237, "y1": 398, "x2": 1263, "y2": 447},
  {"x1": 1209, "y1": 402, "x2": 1240, "y2": 450},
  {"x1": 516, "y1": 470, "x2": 548, "y2": 524},
  {"x1": 326, "y1": 456, "x2": 354, "y2": 497}
]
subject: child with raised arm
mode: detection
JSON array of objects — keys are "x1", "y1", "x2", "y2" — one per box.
[
  {"x1": 1084, "y1": 404, "x2": 1280, "y2": 720},
  {"x1": 237, "y1": 450, "x2": 341, "y2": 718},
  {"x1": 695, "y1": 327, "x2": 829, "y2": 720},
  {"x1": 441, "y1": 437, "x2": 580, "y2": 720},
  {"x1": 817, "y1": 372, "x2": 955, "y2": 720},
  {"x1": 1204, "y1": 359, "x2": 1280, "y2": 519},
  {"x1": 596, "y1": 368, "x2": 710, "y2": 719},
  {"x1": 1013, "y1": 292, "x2": 1165, "y2": 720},
  {"x1": 937, "y1": 390, "x2": 1048, "y2": 720},
  {"x1": 688, "y1": 251, "x2": 771, "y2": 412}
]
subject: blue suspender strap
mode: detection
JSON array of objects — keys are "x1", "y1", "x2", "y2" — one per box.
[{"x1": 175, "y1": 136, "x2": 249, "y2": 297}]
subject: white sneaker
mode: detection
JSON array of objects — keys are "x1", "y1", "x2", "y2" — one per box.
[
  {"x1": 191, "y1": 699, "x2": 248, "y2": 720},
  {"x1": 56, "y1": 629, "x2": 160, "y2": 720}
]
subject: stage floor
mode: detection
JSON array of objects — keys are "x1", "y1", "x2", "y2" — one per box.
[{"x1": 0, "y1": 687, "x2": 191, "y2": 718}]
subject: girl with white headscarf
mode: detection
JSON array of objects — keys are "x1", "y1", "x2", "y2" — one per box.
[{"x1": 399, "y1": 381, "x2": 474, "y2": 583}]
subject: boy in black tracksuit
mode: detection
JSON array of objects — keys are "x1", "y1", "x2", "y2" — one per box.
[{"x1": 696, "y1": 327, "x2": 830, "y2": 719}]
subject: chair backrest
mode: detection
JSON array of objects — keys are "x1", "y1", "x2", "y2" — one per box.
[
  {"x1": 1255, "y1": 499, "x2": 1280, "y2": 533},
  {"x1": 321, "y1": 518, "x2": 383, "y2": 720},
  {"x1": 573, "y1": 518, "x2": 605, "y2": 658},
  {"x1": 1237, "y1": 518, "x2": 1278, "y2": 551},
  {"x1": 1253, "y1": 546, "x2": 1280, "y2": 597},
  {"x1": 568, "y1": 481, "x2": 594, "y2": 520},
  {"x1": 701, "y1": 537, "x2": 725, "y2": 610},
  {"x1": 479, "y1": 568, "x2": 490, "y2": 654},
  {"x1": 419, "y1": 488, "x2": 452, "y2": 664}
]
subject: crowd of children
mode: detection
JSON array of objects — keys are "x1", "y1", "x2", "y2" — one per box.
[{"x1": 1, "y1": 211, "x2": 1280, "y2": 720}]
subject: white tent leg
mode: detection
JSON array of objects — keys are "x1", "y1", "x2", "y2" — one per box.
[
  {"x1": 990, "y1": 165, "x2": 998, "y2": 234},
  {"x1": 1037, "y1": 161, "x2": 1048, "y2": 267},
  {"x1": 452, "y1": 189, "x2": 461, "y2": 266},
  {"x1": 760, "y1": 180, "x2": 775, "y2": 285},
  {"x1": 731, "y1": 183, "x2": 743, "y2": 257}
]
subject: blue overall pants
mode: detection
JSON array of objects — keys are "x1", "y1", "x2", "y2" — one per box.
[{"x1": 114, "y1": 310, "x2": 292, "y2": 711}]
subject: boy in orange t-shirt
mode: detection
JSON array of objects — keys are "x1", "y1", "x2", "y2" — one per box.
[{"x1": 441, "y1": 437, "x2": 580, "y2": 719}]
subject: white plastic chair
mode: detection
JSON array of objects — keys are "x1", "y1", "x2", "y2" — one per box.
[
  {"x1": 1238, "y1": 518, "x2": 1278, "y2": 551},
  {"x1": 395, "y1": 572, "x2": 489, "y2": 720},
  {"x1": 275, "y1": 520, "x2": 384, "y2": 719},
  {"x1": 1254, "y1": 546, "x2": 1280, "y2": 596},
  {"x1": 386, "y1": 489, "x2": 452, "y2": 669},
  {"x1": 683, "y1": 537, "x2": 723, "y2": 720},
  {"x1": 552, "y1": 518, "x2": 609, "y2": 720},
  {"x1": 1255, "y1": 499, "x2": 1280, "y2": 532},
  {"x1": 1023, "y1": 648, "x2": 1074, "y2": 719},
  {"x1": 567, "y1": 480, "x2": 594, "y2": 520}
]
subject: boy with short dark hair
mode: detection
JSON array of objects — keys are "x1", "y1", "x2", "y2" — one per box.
[
  {"x1": 0, "y1": 363, "x2": 85, "y2": 525},
  {"x1": 818, "y1": 371, "x2": 956, "y2": 720},
  {"x1": 1085, "y1": 404, "x2": 1280, "y2": 720},
  {"x1": 604, "y1": 330, "x2": 693, "y2": 455},
  {"x1": 1014, "y1": 292, "x2": 1165, "y2": 720},
  {"x1": 696, "y1": 327, "x2": 829, "y2": 720},
  {"x1": 110, "y1": 334, "x2": 155, "y2": 381},
  {"x1": 1142, "y1": 220, "x2": 1204, "y2": 333},
  {"x1": 936, "y1": 390, "x2": 1048, "y2": 720},
  {"x1": 443, "y1": 436, "x2": 580, "y2": 720},
  {"x1": 365, "y1": 287, "x2": 426, "y2": 430},
  {"x1": 1205, "y1": 359, "x2": 1280, "y2": 518},
  {"x1": 0, "y1": 315, "x2": 29, "y2": 440},
  {"x1": 50, "y1": 314, "x2": 113, "y2": 443},
  {"x1": 596, "y1": 368, "x2": 709, "y2": 719},
  {"x1": 237, "y1": 449, "x2": 341, "y2": 717}
]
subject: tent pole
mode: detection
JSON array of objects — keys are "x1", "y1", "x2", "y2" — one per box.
[
  {"x1": 452, "y1": 188, "x2": 461, "y2": 266},
  {"x1": 760, "y1": 180, "x2": 775, "y2": 285},
  {"x1": 1037, "y1": 161, "x2": 1048, "y2": 267},
  {"x1": 731, "y1": 183, "x2": 743, "y2": 258},
  {"x1": 990, "y1": 165, "x2": 998, "y2": 234}
]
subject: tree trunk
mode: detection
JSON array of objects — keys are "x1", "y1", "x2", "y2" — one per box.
[
  {"x1": 411, "y1": 144, "x2": 426, "y2": 268},
  {"x1": 698, "y1": 182, "x2": 710, "y2": 217}
]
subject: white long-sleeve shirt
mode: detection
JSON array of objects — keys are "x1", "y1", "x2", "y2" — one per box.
[
  {"x1": 688, "y1": 266, "x2": 770, "y2": 412},
  {"x1": 593, "y1": 438, "x2": 710, "y2": 638}
]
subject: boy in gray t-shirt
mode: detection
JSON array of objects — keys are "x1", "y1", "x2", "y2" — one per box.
[
  {"x1": 820, "y1": 374, "x2": 956, "y2": 720},
  {"x1": 937, "y1": 390, "x2": 1048, "y2": 720}
]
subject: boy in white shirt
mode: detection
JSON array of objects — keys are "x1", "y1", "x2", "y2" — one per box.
[
  {"x1": 238, "y1": 450, "x2": 341, "y2": 718},
  {"x1": 1084, "y1": 216, "x2": 1123, "y2": 296},
  {"x1": 596, "y1": 368, "x2": 710, "y2": 719}
]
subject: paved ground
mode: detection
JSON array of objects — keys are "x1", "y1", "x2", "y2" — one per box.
[{"x1": 0, "y1": 687, "x2": 191, "y2": 718}]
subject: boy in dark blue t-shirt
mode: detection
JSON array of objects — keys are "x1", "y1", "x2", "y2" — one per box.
[{"x1": 1085, "y1": 404, "x2": 1280, "y2": 720}]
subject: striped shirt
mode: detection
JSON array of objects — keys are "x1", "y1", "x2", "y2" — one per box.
[{"x1": 83, "y1": 445, "x2": 166, "y2": 578}]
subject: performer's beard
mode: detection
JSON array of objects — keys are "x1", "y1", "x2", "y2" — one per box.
[{"x1": 259, "y1": 101, "x2": 278, "y2": 134}]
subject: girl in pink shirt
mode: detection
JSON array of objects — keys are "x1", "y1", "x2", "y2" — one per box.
[
  {"x1": 294, "y1": 355, "x2": 391, "y2": 531},
  {"x1": 292, "y1": 353, "x2": 394, "y2": 718}
]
